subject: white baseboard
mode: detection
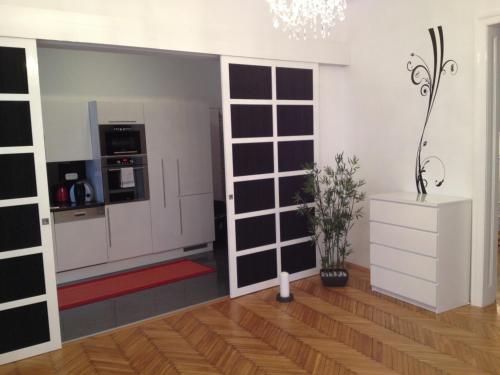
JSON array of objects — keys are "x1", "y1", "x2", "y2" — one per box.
[{"x1": 56, "y1": 243, "x2": 213, "y2": 285}]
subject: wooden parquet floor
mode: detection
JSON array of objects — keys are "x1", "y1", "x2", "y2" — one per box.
[{"x1": 3, "y1": 263, "x2": 500, "y2": 374}]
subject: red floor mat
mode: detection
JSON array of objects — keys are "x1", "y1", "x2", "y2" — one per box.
[{"x1": 58, "y1": 260, "x2": 215, "y2": 310}]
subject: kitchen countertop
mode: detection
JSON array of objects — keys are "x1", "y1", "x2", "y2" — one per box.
[{"x1": 50, "y1": 201, "x2": 104, "y2": 212}]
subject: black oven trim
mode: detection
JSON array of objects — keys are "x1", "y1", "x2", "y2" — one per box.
[{"x1": 98, "y1": 124, "x2": 147, "y2": 157}]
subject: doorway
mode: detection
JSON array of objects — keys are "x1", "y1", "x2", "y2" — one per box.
[
  {"x1": 36, "y1": 42, "x2": 229, "y2": 341},
  {"x1": 473, "y1": 18, "x2": 500, "y2": 308}
]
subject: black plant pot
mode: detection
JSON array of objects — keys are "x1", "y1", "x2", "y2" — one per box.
[{"x1": 320, "y1": 268, "x2": 349, "y2": 287}]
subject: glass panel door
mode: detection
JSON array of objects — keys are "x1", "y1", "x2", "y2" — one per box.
[
  {"x1": 221, "y1": 56, "x2": 319, "y2": 297},
  {"x1": 0, "y1": 37, "x2": 61, "y2": 365}
]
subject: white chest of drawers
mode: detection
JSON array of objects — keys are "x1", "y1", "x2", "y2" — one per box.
[{"x1": 369, "y1": 192, "x2": 471, "y2": 313}]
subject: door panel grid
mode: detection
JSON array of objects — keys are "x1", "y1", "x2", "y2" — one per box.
[
  {"x1": 0, "y1": 37, "x2": 61, "y2": 365},
  {"x1": 221, "y1": 56, "x2": 319, "y2": 297}
]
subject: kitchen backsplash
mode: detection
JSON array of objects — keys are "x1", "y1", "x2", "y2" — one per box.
[{"x1": 46, "y1": 161, "x2": 87, "y2": 204}]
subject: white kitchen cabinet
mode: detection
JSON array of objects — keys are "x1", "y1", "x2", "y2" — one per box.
[
  {"x1": 181, "y1": 193, "x2": 215, "y2": 248},
  {"x1": 144, "y1": 100, "x2": 214, "y2": 253},
  {"x1": 106, "y1": 200, "x2": 153, "y2": 261},
  {"x1": 370, "y1": 192, "x2": 471, "y2": 313},
  {"x1": 145, "y1": 101, "x2": 182, "y2": 253},
  {"x1": 53, "y1": 207, "x2": 108, "y2": 272},
  {"x1": 42, "y1": 98, "x2": 92, "y2": 162},
  {"x1": 91, "y1": 101, "x2": 144, "y2": 125},
  {"x1": 176, "y1": 101, "x2": 213, "y2": 196}
]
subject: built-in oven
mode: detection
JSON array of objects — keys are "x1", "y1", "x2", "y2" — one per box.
[
  {"x1": 99, "y1": 124, "x2": 147, "y2": 157},
  {"x1": 102, "y1": 155, "x2": 149, "y2": 204}
]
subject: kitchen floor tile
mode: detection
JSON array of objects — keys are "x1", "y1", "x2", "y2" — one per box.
[
  {"x1": 59, "y1": 248, "x2": 228, "y2": 342},
  {"x1": 60, "y1": 299, "x2": 116, "y2": 341}
]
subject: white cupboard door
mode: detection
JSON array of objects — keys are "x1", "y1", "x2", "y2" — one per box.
[
  {"x1": 95, "y1": 101, "x2": 144, "y2": 125},
  {"x1": 106, "y1": 201, "x2": 153, "y2": 261},
  {"x1": 54, "y1": 217, "x2": 108, "y2": 272},
  {"x1": 180, "y1": 193, "x2": 215, "y2": 247},
  {"x1": 144, "y1": 101, "x2": 183, "y2": 253},
  {"x1": 150, "y1": 156, "x2": 183, "y2": 252},
  {"x1": 42, "y1": 99, "x2": 92, "y2": 162},
  {"x1": 177, "y1": 101, "x2": 213, "y2": 196}
]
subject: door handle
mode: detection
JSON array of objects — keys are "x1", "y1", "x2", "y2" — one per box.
[
  {"x1": 179, "y1": 199, "x2": 183, "y2": 235},
  {"x1": 161, "y1": 158, "x2": 166, "y2": 208},
  {"x1": 106, "y1": 208, "x2": 112, "y2": 248},
  {"x1": 176, "y1": 158, "x2": 181, "y2": 197},
  {"x1": 108, "y1": 167, "x2": 144, "y2": 172},
  {"x1": 113, "y1": 150, "x2": 139, "y2": 154}
]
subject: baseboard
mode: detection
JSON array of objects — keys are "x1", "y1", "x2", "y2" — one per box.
[{"x1": 56, "y1": 244, "x2": 213, "y2": 285}]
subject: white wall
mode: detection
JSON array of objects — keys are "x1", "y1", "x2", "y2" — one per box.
[
  {"x1": 38, "y1": 46, "x2": 221, "y2": 107},
  {"x1": 0, "y1": 0, "x2": 348, "y2": 65},
  {"x1": 319, "y1": 0, "x2": 500, "y2": 267}
]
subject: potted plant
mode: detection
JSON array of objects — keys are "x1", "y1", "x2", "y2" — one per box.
[{"x1": 297, "y1": 153, "x2": 365, "y2": 287}]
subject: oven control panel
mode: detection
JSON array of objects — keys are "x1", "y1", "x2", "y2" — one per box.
[
  {"x1": 103, "y1": 155, "x2": 147, "y2": 167},
  {"x1": 116, "y1": 158, "x2": 134, "y2": 165}
]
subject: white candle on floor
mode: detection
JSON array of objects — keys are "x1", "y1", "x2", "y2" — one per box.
[{"x1": 280, "y1": 271, "x2": 290, "y2": 298}]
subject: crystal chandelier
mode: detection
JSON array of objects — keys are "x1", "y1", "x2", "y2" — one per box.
[{"x1": 266, "y1": 0, "x2": 347, "y2": 40}]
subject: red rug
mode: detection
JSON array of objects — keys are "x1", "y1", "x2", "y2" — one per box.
[{"x1": 57, "y1": 260, "x2": 215, "y2": 310}]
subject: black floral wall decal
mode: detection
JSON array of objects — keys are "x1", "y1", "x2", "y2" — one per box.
[{"x1": 407, "y1": 26, "x2": 458, "y2": 194}]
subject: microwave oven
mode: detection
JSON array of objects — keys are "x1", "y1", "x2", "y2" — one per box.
[{"x1": 98, "y1": 124, "x2": 147, "y2": 157}]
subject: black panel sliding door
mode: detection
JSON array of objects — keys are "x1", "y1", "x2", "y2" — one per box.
[
  {"x1": 0, "y1": 38, "x2": 61, "y2": 365},
  {"x1": 221, "y1": 57, "x2": 318, "y2": 297}
]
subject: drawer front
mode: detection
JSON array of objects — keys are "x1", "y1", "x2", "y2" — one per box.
[
  {"x1": 371, "y1": 265, "x2": 437, "y2": 307},
  {"x1": 55, "y1": 217, "x2": 108, "y2": 272},
  {"x1": 370, "y1": 244, "x2": 437, "y2": 282},
  {"x1": 370, "y1": 222, "x2": 438, "y2": 258},
  {"x1": 53, "y1": 206, "x2": 105, "y2": 223},
  {"x1": 370, "y1": 199, "x2": 437, "y2": 232}
]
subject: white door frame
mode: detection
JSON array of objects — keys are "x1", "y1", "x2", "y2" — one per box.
[{"x1": 472, "y1": 14, "x2": 500, "y2": 307}]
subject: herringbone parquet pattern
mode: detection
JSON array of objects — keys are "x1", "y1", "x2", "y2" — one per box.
[{"x1": 2, "y1": 263, "x2": 500, "y2": 374}]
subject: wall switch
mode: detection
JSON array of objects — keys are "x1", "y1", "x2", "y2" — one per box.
[{"x1": 65, "y1": 172, "x2": 78, "y2": 181}]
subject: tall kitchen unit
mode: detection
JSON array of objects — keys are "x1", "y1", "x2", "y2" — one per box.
[
  {"x1": 88, "y1": 101, "x2": 153, "y2": 262},
  {"x1": 145, "y1": 100, "x2": 215, "y2": 254}
]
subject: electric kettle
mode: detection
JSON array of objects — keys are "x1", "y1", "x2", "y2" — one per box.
[
  {"x1": 69, "y1": 180, "x2": 95, "y2": 204},
  {"x1": 55, "y1": 185, "x2": 69, "y2": 204}
]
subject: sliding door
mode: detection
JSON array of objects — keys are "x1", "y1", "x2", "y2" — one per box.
[
  {"x1": 0, "y1": 37, "x2": 61, "y2": 365},
  {"x1": 221, "y1": 56, "x2": 319, "y2": 297}
]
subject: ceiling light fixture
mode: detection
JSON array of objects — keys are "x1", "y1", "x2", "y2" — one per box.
[{"x1": 266, "y1": 0, "x2": 347, "y2": 40}]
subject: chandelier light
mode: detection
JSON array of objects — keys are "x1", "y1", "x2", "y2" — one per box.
[{"x1": 266, "y1": 0, "x2": 347, "y2": 40}]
